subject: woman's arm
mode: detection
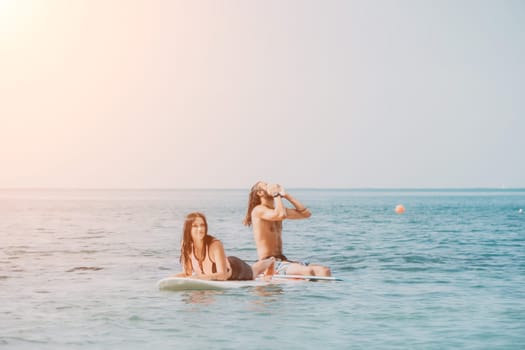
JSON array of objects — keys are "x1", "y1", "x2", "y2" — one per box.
[{"x1": 193, "y1": 240, "x2": 231, "y2": 281}]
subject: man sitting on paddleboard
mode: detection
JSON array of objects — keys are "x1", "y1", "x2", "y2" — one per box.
[{"x1": 243, "y1": 182, "x2": 332, "y2": 277}]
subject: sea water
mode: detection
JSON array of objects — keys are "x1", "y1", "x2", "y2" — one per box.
[{"x1": 1, "y1": 189, "x2": 524, "y2": 349}]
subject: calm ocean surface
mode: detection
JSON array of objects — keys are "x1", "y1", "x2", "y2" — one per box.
[{"x1": 1, "y1": 189, "x2": 524, "y2": 349}]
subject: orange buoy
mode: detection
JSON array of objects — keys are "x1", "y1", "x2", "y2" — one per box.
[{"x1": 395, "y1": 204, "x2": 405, "y2": 214}]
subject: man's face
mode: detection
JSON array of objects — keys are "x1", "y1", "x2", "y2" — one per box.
[{"x1": 256, "y1": 182, "x2": 272, "y2": 199}]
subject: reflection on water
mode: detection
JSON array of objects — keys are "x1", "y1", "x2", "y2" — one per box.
[
  {"x1": 181, "y1": 290, "x2": 222, "y2": 305},
  {"x1": 179, "y1": 284, "x2": 285, "y2": 310},
  {"x1": 249, "y1": 285, "x2": 284, "y2": 312},
  {"x1": 252, "y1": 284, "x2": 284, "y2": 298}
]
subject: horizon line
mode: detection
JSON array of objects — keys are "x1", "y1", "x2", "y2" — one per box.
[{"x1": 1, "y1": 187, "x2": 524, "y2": 191}]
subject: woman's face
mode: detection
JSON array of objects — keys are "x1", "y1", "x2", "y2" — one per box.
[{"x1": 190, "y1": 216, "x2": 206, "y2": 242}]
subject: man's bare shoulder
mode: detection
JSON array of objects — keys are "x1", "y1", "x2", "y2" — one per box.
[{"x1": 251, "y1": 204, "x2": 267, "y2": 218}]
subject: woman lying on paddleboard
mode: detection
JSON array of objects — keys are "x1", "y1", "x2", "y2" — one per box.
[{"x1": 175, "y1": 212, "x2": 274, "y2": 281}]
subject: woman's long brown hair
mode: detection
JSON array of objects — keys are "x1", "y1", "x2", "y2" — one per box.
[
  {"x1": 243, "y1": 181, "x2": 263, "y2": 226},
  {"x1": 179, "y1": 212, "x2": 215, "y2": 276}
]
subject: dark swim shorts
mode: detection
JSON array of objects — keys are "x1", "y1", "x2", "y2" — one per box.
[{"x1": 227, "y1": 256, "x2": 253, "y2": 281}]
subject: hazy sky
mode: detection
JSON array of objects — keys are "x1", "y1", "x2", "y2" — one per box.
[{"x1": 1, "y1": 0, "x2": 524, "y2": 189}]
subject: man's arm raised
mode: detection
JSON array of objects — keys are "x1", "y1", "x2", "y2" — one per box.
[
  {"x1": 253, "y1": 196, "x2": 287, "y2": 221},
  {"x1": 282, "y1": 190, "x2": 311, "y2": 219}
]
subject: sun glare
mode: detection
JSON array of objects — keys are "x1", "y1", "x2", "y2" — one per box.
[
  {"x1": 0, "y1": 0, "x2": 19, "y2": 22},
  {"x1": 0, "y1": 0, "x2": 37, "y2": 37},
  {"x1": 0, "y1": 0, "x2": 16, "y2": 11}
]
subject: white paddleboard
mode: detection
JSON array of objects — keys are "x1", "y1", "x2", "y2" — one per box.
[
  {"x1": 157, "y1": 277, "x2": 270, "y2": 291},
  {"x1": 272, "y1": 274, "x2": 343, "y2": 281},
  {"x1": 157, "y1": 275, "x2": 342, "y2": 291}
]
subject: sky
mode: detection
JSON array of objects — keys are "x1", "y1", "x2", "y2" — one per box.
[{"x1": 1, "y1": 0, "x2": 524, "y2": 189}]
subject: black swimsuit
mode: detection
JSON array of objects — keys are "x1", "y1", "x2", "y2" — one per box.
[
  {"x1": 226, "y1": 256, "x2": 253, "y2": 280},
  {"x1": 193, "y1": 240, "x2": 253, "y2": 280},
  {"x1": 210, "y1": 256, "x2": 252, "y2": 280}
]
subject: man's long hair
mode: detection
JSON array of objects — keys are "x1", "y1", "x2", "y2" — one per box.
[
  {"x1": 243, "y1": 181, "x2": 263, "y2": 226},
  {"x1": 180, "y1": 212, "x2": 215, "y2": 275}
]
